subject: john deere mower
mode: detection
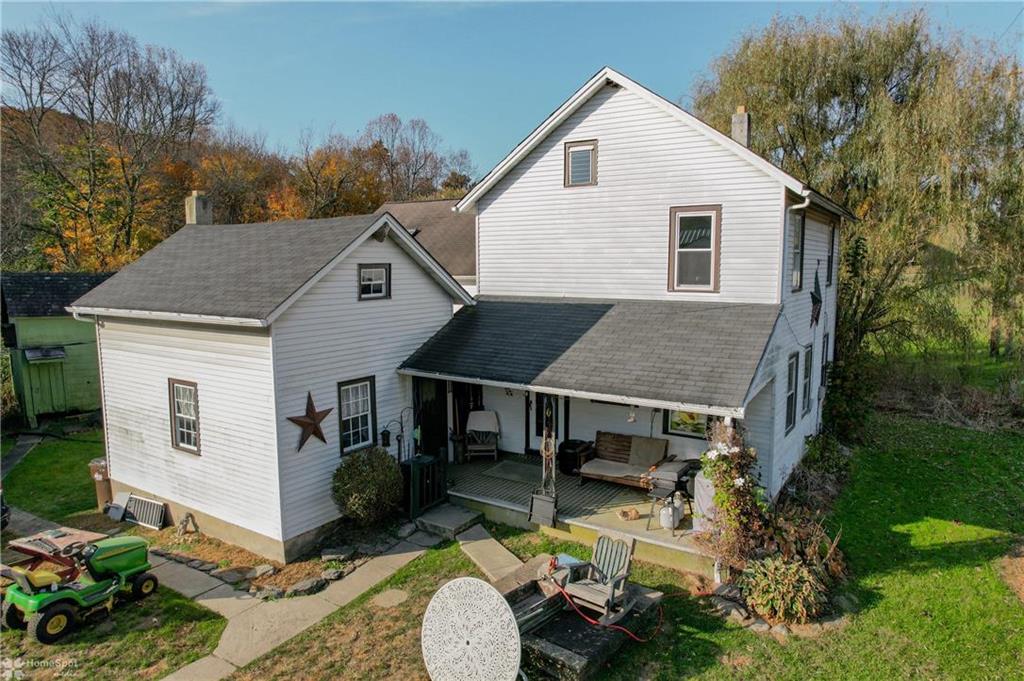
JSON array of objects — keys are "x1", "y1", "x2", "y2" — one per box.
[{"x1": 1, "y1": 536, "x2": 157, "y2": 644}]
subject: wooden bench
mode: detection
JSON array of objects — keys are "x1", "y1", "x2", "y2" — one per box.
[{"x1": 578, "y1": 431, "x2": 669, "y2": 488}]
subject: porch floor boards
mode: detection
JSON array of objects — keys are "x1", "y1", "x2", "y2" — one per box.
[{"x1": 447, "y1": 454, "x2": 701, "y2": 553}]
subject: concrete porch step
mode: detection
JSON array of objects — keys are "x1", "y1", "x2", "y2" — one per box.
[{"x1": 415, "y1": 503, "x2": 482, "y2": 540}]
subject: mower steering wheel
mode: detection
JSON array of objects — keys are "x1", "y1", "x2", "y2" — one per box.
[{"x1": 58, "y1": 541, "x2": 87, "y2": 558}]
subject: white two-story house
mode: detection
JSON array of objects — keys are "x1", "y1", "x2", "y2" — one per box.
[
  {"x1": 400, "y1": 66, "x2": 850, "y2": 512},
  {"x1": 70, "y1": 68, "x2": 849, "y2": 568}
]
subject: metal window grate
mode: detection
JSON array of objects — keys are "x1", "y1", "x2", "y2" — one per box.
[{"x1": 124, "y1": 494, "x2": 167, "y2": 530}]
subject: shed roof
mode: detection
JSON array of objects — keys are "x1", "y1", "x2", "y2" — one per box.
[
  {"x1": 1, "y1": 272, "x2": 112, "y2": 318},
  {"x1": 400, "y1": 296, "x2": 779, "y2": 414},
  {"x1": 375, "y1": 199, "x2": 476, "y2": 277}
]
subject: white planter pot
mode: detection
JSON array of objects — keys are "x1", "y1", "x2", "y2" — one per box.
[{"x1": 659, "y1": 503, "x2": 679, "y2": 530}]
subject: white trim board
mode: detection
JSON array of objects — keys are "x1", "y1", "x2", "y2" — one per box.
[{"x1": 396, "y1": 367, "x2": 745, "y2": 419}]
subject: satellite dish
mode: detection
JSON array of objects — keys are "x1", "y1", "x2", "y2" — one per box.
[{"x1": 421, "y1": 577, "x2": 521, "y2": 681}]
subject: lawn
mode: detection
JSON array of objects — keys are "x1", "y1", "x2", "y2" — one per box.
[
  {"x1": 239, "y1": 414, "x2": 1024, "y2": 680},
  {"x1": 232, "y1": 541, "x2": 483, "y2": 680},
  {"x1": 0, "y1": 588, "x2": 225, "y2": 680},
  {"x1": 2, "y1": 430, "x2": 109, "y2": 526}
]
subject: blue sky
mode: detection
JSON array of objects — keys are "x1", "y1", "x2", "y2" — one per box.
[{"x1": 3, "y1": 2, "x2": 1022, "y2": 172}]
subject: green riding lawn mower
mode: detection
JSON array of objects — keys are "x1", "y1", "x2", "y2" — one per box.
[{"x1": 1, "y1": 535, "x2": 158, "y2": 644}]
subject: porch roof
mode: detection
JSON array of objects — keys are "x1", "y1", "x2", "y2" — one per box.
[{"x1": 399, "y1": 296, "x2": 779, "y2": 416}]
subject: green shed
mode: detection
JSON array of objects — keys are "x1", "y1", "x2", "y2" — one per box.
[{"x1": 1, "y1": 272, "x2": 111, "y2": 427}]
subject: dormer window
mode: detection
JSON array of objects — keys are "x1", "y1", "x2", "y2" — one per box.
[
  {"x1": 564, "y1": 140, "x2": 597, "y2": 187},
  {"x1": 358, "y1": 264, "x2": 391, "y2": 300},
  {"x1": 669, "y1": 205, "x2": 721, "y2": 292}
]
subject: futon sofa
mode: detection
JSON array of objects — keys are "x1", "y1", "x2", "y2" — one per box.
[{"x1": 577, "y1": 431, "x2": 669, "y2": 488}]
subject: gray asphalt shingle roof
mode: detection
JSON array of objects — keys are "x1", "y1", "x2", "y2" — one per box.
[
  {"x1": 375, "y1": 200, "x2": 475, "y2": 277},
  {"x1": 401, "y1": 296, "x2": 779, "y2": 410},
  {"x1": 71, "y1": 214, "x2": 384, "y2": 320},
  {"x1": 1, "y1": 272, "x2": 113, "y2": 318}
]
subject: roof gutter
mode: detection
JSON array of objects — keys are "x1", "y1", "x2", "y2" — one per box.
[
  {"x1": 66, "y1": 306, "x2": 268, "y2": 328},
  {"x1": 397, "y1": 367, "x2": 745, "y2": 419}
]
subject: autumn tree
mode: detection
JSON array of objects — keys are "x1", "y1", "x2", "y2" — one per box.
[
  {"x1": 1, "y1": 16, "x2": 217, "y2": 271},
  {"x1": 362, "y1": 114, "x2": 472, "y2": 201},
  {"x1": 692, "y1": 12, "x2": 1023, "y2": 366}
]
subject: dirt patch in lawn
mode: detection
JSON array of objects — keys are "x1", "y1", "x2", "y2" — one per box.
[
  {"x1": 998, "y1": 542, "x2": 1024, "y2": 603},
  {"x1": 232, "y1": 545, "x2": 477, "y2": 681}
]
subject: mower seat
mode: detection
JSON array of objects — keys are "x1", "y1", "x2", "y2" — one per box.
[{"x1": 10, "y1": 566, "x2": 62, "y2": 592}]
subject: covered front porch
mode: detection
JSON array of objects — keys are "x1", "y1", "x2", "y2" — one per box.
[{"x1": 399, "y1": 296, "x2": 781, "y2": 577}]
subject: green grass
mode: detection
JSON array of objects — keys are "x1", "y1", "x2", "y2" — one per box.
[
  {"x1": 1, "y1": 588, "x2": 225, "y2": 680},
  {"x1": 501, "y1": 415, "x2": 1024, "y2": 680},
  {"x1": 2, "y1": 430, "x2": 105, "y2": 524}
]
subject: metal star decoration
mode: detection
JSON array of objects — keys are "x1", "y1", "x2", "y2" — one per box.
[{"x1": 287, "y1": 392, "x2": 333, "y2": 450}]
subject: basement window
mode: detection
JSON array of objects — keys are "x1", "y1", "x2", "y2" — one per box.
[
  {"x1": 168, "y1": 379, "x2": 200, "y2": 453},
  {"x1": 564, "y1": 140, "x2": 597, "y2": 187}
]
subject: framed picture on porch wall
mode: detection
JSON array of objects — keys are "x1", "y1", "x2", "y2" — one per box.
[{"x1": 662, "y1": 409, "x2": 710, "y2": 439}]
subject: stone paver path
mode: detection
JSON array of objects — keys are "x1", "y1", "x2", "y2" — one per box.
[
  {"x1": 164, "y1": 535, "x2": 440, "y2": 681},
  {"x1": 456, "y1": 524, "x2": 523, "y2": 582},
  {"x1": 1, "y1": 434, "x2": 43, "y2": 479}
]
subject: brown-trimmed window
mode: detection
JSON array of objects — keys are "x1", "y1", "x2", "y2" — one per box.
[
  {"x1": 358, "y1": 264, "x2": 391, "y2": 300},
  {"x1": 168, "y1": 379, "x2": 200, "y2": 453},
  {"x1": 669, "y1": 205, "x2": 721, "y2": 292},
  {"x1": 802, "y1": 345, "x2": 813, "y2": 416},
  {"x1": 564, "y1": 140, "x2": 597, "y2": 187},
  {"x1": 826, "y1": 225, "x2": 836, "y2": 286},
  {"x1": 785, "y1": 354, "x2": 799, "y2": 434},
  {"x1": 791, "y1": 213, "x2": 806, "y2": 291},
  {"x1": 338, "y1": 376, "x2": 377, "y2": 453}
]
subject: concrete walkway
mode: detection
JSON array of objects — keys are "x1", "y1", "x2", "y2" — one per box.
[
  {"x1": 456, "y1": 524, "x2": 523, "y2": 582},
  {"x1": 164, "y1": 534, "x2": 443, "y2": 681},
  {"x1": 1, "y1": 434, "x2": 43, "y2": 479}
]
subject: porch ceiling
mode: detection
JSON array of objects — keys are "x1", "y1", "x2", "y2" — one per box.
[{"x1": 400, "y1": 296, "x2": 779, "y2": 414}]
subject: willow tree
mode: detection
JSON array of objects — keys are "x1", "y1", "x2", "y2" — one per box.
[{"x1": 692, "y1": 12, "x2": 1023, "y2": 364}]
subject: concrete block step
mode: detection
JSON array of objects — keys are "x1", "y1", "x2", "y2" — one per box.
[{"x1": 415, "y1": 503, "x2": 483, "y2": 540}]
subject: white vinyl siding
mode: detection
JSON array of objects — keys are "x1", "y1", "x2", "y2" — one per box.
[
  {"x1": 272, "y1": 236, "x2": 454, "y2": 540},
  {"x1": 477, "y1": 84, "x2": 784, "y2": 302},
  {"x1": 97, "y1": 318, "x2": 281, "y2": 539}
]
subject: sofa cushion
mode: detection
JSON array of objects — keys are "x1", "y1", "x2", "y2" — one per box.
[
  {"x1": 628, "y1": 436, "x2": 667, "y2": 468},
  {"x1": 580, "y1": 458, "x2": 647, "y2": 481}
]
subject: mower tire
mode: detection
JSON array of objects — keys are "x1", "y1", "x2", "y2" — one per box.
[
  {"x1": 2, "y1": 600, "x2": 26, "y2": 630},
  {"x1": 28, "y1": 603, "x2": 77, "y2": 644},
  {"x1": 130, "y1": 572, "x2": 159, "y2": 600}
]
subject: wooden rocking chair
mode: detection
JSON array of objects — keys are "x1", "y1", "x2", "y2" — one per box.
[{"x1": 563, "y1": 533, "x2": 636, "y2": 625}]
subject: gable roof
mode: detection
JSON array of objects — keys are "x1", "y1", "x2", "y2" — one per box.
[
  {"x1": 400, "y1": 296, "x2": 780, "y2": 416},
  {"x1": 374, "y1": 199, "x2": 476, "y2": 277},
  {"x1": 1, "y1": 272, "x2": 112, "y2": 319},
  {"x1": 69, "y1": 213, "x2": 473, "y2": 326},
  {"x1": 456, "y1": 66, "x2": 854, "y2": 221}
]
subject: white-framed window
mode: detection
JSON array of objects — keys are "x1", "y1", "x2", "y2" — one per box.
[
  {"x1": 785, "y1": 353, "x2": 799, "y2": 433},
  {"x1": 821, "y1": 333, "x2": 830, "y2": 389},
  {"x1": 564, "y1": 140, "x2": 597, "y2": 187},
  {"x1": 358, "y1": 264, "x2": 390, "y2": 300},
  {"x1": 662, "y1": 409, "x2": 712, "y2": 439},
  {"x1": 791, "y1": 212, "x2": 805, "y2": 291},
  {"x1": 338, "y1": 377, "x2": 376, "y2": 453},
  {"x1": 802, "y1": 345, "x2": 813, "y2": 415},
  {"x1": 168, "y1": 378, "x2": 199, "y2": 453},
  {"x1": 670, "y1": 205, "x2": 720, "y2": 291}
]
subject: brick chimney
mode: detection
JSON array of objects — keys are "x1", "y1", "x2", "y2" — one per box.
[
  {"x1": 731, "y1": 106, "x2": 751, "y2": 148},
  {"x1": 184, "y1": 190, "x2": 212, "y2": 225}
]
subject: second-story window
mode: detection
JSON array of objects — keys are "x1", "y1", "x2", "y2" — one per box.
[
  {"x1": 791, "y1": 212, "x2": 805, "y2": 291},
  {"x1": 358, "y1": 264, "x2": 391, "y2": 300},
  {"x1": 669, "y1": 205, "x2": 720, "y2": 291},
  {"x1": 564, "y1": 140, "x2": 597, "y2": 187},
  {"x1": 826, "y1": 225, "x2": 836, "y2": 286}
]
